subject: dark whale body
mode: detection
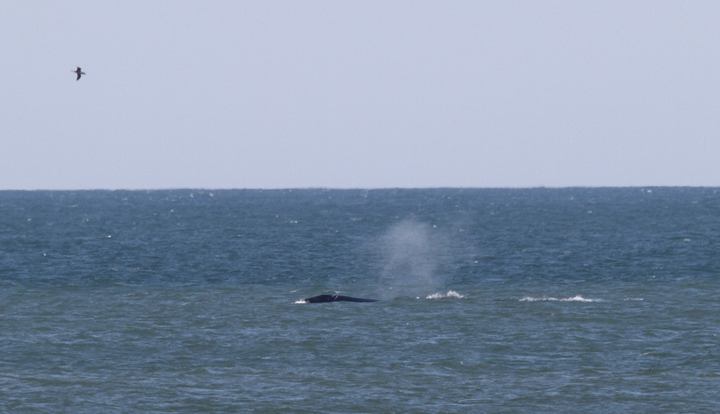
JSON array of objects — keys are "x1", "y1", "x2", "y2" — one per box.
[{"x1": 303, "y1": 294, "x2": 379, "y2": 303}]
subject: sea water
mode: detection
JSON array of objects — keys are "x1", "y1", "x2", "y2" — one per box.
[{"x1": 0, "y1": 188, "x2": 718, "y2": 413}]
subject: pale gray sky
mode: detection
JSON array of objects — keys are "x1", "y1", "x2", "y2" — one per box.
[{"x1": 1, "y1": 0, "x2": 719, "y2": 189}]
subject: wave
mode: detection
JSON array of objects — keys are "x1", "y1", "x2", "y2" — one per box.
[
  {"x1": 519, "y1": 295, "x2": 600, "y2": 302},
  {"x1": 426, "y1": 290, "x2": 466, "y2": 300}
]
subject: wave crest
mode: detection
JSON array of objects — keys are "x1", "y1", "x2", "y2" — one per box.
[
  {"x1": 520, "y1": 295, "x2": 600, "y2": 302},
  {"x1": 426, "y1": 290, "x2": 466, "y2": 300}
]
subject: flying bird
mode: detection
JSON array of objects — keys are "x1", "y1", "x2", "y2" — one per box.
[{"x1": 73, "y1": 67, "x2": 86, "y2": 81}]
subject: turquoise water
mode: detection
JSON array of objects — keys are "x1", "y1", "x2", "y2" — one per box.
[{"x1": 1, "y1": 189, "x2": 719, "y2": 412}]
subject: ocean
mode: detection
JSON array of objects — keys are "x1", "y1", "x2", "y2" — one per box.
[{"x1": 1, "y1": 188, "x2": 718, "y2": 413}]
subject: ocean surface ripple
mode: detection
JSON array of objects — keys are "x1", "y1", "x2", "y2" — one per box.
[{"x1": 1, "y1": 188, "x2": 718, "y2": 412}]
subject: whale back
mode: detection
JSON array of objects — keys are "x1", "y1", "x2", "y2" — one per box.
[{"x1": 304, "y1": 294, "x2": 379, "y2": 303}]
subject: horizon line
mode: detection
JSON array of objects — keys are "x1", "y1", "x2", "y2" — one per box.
[{"x1": 0, "y1": 185, "x2": 717, "y2": 192}]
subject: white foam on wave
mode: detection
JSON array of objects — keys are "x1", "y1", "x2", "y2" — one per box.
[
  {"x1": 564, "y1": 295, "x2": 599, "y2": 302},
  {"x1": 294, "y1": 300, "x2": 308, "y2": 304},
  {"x1": 426, "y1": 290, "x2": 466, "y2": 300},
  {"x1": 520, "y1": 295, "x2": 600, "y2": 302}
]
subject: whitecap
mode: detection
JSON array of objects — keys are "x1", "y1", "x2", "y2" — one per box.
[
  {"x1": 426, "y1": 290, "x2": 466, "y2": 300},
  {"x1": 520, "y1": 295, "x2": 600, "y2": 302},
  {"x1": 519, "y1": 296, "x2": 554, "y2": 302},
  {"x1": 562, "y1": 295, "x2": 599, "y2": 302}
]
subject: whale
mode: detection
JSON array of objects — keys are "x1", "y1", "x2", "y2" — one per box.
[{"x1": 302, "y1": 294, "x2": 379, "y2": 303}]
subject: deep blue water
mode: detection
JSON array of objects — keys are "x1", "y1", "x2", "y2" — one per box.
[{"x1": 1, "y1": 188, "x2": 719, "y2": 412}]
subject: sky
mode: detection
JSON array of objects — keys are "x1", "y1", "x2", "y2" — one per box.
[{"x1": 1, "y1": 0, "x2": 719, "y2": 189}]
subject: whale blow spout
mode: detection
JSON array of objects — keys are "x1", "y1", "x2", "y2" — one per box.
[{"x1": 302, "y1": 294, "x2": 379, "y2": 304}]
